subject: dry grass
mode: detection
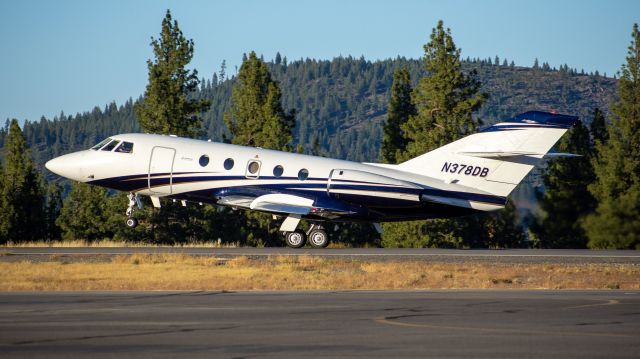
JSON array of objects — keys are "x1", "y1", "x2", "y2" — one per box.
[
  {"x1": 1, "y1": 254, "x2": 638, "y2": 291},
  {"x1": 2, "y1": 240, "x2": 234, "y2": 248}
]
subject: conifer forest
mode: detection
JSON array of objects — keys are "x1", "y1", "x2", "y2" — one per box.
[{"x1": 1, "y1": 11, "x2": 638, "y2": 249}]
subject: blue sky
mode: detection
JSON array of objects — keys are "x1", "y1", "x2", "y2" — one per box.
[{"x1": 1, "y1": 0, "x2": 638, "y2": 124}]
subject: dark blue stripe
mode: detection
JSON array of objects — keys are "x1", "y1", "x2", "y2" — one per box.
[
  {"x1": 91, "y1": 173, "x2": 503, "y2": 205},
  {"x1": 481, "y1": 124, "x2": 566, "y2": 132},
  {"x1": 506, "y1": 111, "x2": 579, "y2": 128},
  {"x1": 328, "y1": 183, "x2": 418, "y2": 195}
]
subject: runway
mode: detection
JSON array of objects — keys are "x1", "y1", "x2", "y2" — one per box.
[
  {"x1": 0, "y1": 290, "x2": 638, "y2": 358},
  {"x1": 3, "y1": 247, "x2": 640, "y2": 264}
]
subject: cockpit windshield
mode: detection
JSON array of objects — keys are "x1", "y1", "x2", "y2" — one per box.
[
  {"x1": 90, "y1": 138, "x2": 134, "y2": 153},
  {"x1": 101, "y1": 140, "x2": 120, "y2": 151},
  {"x1": 115, "y1": 141, "x2": 134, "y2": 153},
  {"x1": 91, "y1": 138, "x2": 112, "y2": 150}
]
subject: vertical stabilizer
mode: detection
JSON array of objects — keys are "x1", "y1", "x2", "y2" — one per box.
[{"x1": 397, "y1": 111, "x2": 579, "y2": 197}]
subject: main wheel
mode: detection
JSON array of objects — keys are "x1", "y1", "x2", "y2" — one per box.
[
  {"x1": 125, "y1": 217, "x2": 138, "y2": 228},
  {"x1": 308, "y1": 229, "x2": 329, "y2": 248},
  {"x1": 285, "y1": 230, "x2": 307, "y2": 248}
]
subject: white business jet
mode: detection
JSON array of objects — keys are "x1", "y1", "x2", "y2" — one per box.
[{"x1": 45, "y1": 111, "x2": 578, "y2": 248}]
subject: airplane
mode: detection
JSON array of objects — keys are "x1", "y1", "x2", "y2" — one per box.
[{"x1": 45, "y1": 111, "x2": 579, "y2": 248}]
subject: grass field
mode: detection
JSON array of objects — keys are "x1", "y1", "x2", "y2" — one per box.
[{"x1": 1, "y1": 254, "x2": 638, "y2": 291}]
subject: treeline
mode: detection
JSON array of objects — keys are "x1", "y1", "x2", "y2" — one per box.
[
  {"x1": 0, "y1": 56, "x2": 617, "y2": 170},
  {"x1": 0, "y1": 12, "x2": 637, "y2": 248},
  {"x1": 0, "y1": 51, "x2": 618, "y2": 221}
]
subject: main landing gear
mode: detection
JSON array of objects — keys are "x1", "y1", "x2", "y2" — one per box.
[
  {"x1": 283, "y1": 223, "x2": 330, "y2": 249},
  {"x1": 125, "y1": 192, "x2": 141, "y2": 228}
]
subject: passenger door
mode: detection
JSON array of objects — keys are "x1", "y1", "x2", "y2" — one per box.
[{"x1": 148, "y1": 146, "x2": 175, "y2": 195}]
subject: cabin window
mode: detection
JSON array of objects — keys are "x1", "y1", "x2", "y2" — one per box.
[
  {"x1": 101, "y1": 140, "x2": 120, "y2": 151},
  {"x1": 224, "y1": 158, "x2": 234, "y2": 170},
  {"x1": 298, "y1": 168, "x2": 309, "y2": 181},
  {"x1": 273, "y1": 165, "x2": 284, "y2": 177},
  {"x1": 199, "y1": 155, "x2": 210, "y2": 167},
  {"x1": 91, "y1": 138, "x2": 112, "y2": 150},
  {"x1": 247, "y1": 161, "x2": 260, "y2": 174},
  {"x1": 115, "y1": 141, "x2": 134, "y2": 153}
]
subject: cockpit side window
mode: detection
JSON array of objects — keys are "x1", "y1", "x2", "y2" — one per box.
[
  {"x1": 114, "y1": 141, "x2": 134, "y2": 153},
  {"x1": 101, "y1": 140, "x2": 120, "y2": 151},
  {"x1": 91, "y1": 138, "x2": 112, "y2": 150}
]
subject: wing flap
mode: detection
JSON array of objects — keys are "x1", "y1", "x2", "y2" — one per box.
[{"x1": 217, "y1": 195, "x2": 255, "y2": 208}]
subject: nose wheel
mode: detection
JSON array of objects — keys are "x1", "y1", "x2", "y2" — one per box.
[
  {"x1": 125, "y1": 192, "x2": 141, "y2": 228},
  {"x1": 125, "y1": 217, "x2": 139, "y2": 228}
]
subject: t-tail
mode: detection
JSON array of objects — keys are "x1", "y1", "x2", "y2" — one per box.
[{"x1": 397, "y1": 111, "x2": 580, "y2": 199}]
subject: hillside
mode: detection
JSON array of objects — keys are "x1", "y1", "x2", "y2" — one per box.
[{"x1": 0, "y1": 56, "x2": 617, "y2": 175}]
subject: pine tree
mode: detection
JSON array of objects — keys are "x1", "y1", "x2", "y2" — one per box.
[
  {"x1": 590, "y1": 107, "x2": 608, "y2": 145},
  {"x1": 380, "y1": 66, "x2": 415, "y2": 163},
  {"x1": 134, "y1": 9, "x2": 210, "y2": 137},
  {"x1": 224, "y1": 51, "x2": 296, "y2": 245},
  {"x1": 400, "y1": 21, "x2": 486, "y2": 160},
  {"x1": 57, "y1": 182, "x2": 113, "y2": 241},
  {"x1": 131, "y1": 10, "x2": 215, "y2": 244},
  {"x1": 532, "y1": 121, "x2": 595, "y2": 248},
  {"x1": 45, "y1": 182, "x2": 63, "y2": 241},
  {"x1": 0, "y1": 162, "x2": 8, "y2": 241},
  {"x1": 0, "y1": 119, "x2": 46, "y2": 243},
  {"x1": 584, "y1": 24, "x2": 640, "y2": 249},
  {"x1": 382, "y1": 21, "x2": 490, "y2": 248},
  {"x1": 225, "y1": 51, "x2": 296, "y2": 151},
  {"x1": 219, "y1": 60, "x2": 227, "y2": 83},
  {"x1": 482, "y1": 200, "x2": 525, "y2": 248}
]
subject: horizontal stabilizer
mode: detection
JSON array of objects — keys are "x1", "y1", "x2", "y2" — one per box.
[
  {"x1": 458, "y1": 151, "x2": 582, "y2": 158},
  {"x1": 250, "y1": 194, "x2": 314, "y2": 215},
  {"x1": 457, "y1": 151, "x2": 542, "y2": 158}
]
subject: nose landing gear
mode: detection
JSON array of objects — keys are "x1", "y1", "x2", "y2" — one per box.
[{"x1": 125, "y1": 192, "x2": 141, "y2": 228}]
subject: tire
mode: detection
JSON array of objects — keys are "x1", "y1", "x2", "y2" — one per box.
[
  {"x1": 125, "y1": 217, "x2": 138, "y2": 228},
  {"x1": 308, "y1": 229, "x2": 329, "y2": 248},
  {"x1": 285, "y1": 230, "x2": 306, "y2": 248}
]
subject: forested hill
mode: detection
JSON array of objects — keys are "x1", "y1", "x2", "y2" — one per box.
[{"x1": 0, "y1": 56, "x2": 617, "y2": 171}]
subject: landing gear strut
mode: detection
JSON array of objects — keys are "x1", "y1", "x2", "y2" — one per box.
[{"x1": 125, "y1": 192, "x2": 141, "y2": 228}]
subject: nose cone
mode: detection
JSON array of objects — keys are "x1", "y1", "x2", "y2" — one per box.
[{"x1": 45, "y1": 152, "x2": 87, "y2": 182}]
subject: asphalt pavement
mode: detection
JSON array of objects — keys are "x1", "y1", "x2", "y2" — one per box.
[
  {"x1": 0, "y1": 290, "x2": 638, "y2": 358},
  {"x1": 2, "y1": 247, "x2": 640, "y2": 264}
]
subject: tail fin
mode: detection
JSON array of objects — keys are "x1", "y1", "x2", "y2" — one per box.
[{"x1": 397, "y1": 111, "x2": 579, "y2": 197}]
